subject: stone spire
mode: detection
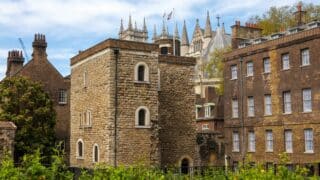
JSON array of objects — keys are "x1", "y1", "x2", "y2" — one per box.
[
  {"x1": 204, "y1": 11, "x2": 212, "y2": 38},
  {"x1": 119, "y1": 19, "x2": 124, "y2": 35},
  {"x1": 143, "y1": 17, "x2": 147, "y2": 32},
  {"x1": 181, "y1": 20, "x2": 189, "y2": 45},
  {"x1": 153, "y1": 24, "x2": 157, "y2": 40},
  {"x1": 174, "y1": 22, "x2": 179, "y2": 39},
  {"x1": 216, "y1": 15, "x2": 220, "y2": 27},
  {"x1": 134, "y1": 21, "x2": 137, "y2": 30},
  {"x1": 128, "y1": 14, "x2": 133, "y2": 30},
  {"x1": 162, "y1": 19, "x2": 167, "y2": 36},
  {"x1": 222, "y1": 22, "x2": 225, "y2": 34}
]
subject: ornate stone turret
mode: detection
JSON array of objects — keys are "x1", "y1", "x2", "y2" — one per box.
[
  {"x1": 32, "y1": 33, "x2": 48, "y2": 62},
  {"x1": 181, "y1": 20, "x2": 189, "y2": 56},
  {"x1": 6, "y1": 50, "x2": 24, "y2": 77},
  {"x1": 119, "y1": 15, "x2": 148, "y2": 42},
  {"x1": 204, "y1": 11, "x2": 212, "y2": 38}
]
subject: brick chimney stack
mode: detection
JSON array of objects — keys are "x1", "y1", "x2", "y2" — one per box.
[
  {"x1": 6, "y1": 50, "x2": 24, "y2": 77},
  {"x1": 32, "y1": 33, "x2": 47, "y2": 62},
  {"x1": 231, "y1": 20, "x2": 262, "y2": 49},
  {"x1": 294, "y1": 2, "x2": 306, "y2": 26}
]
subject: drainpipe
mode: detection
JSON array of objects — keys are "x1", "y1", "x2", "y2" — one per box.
[
  {"x1": 239, "y1": 57, "x2": 245, "y2": 165},
  {"x1": 113, "y1": 48, "x2": 119, "y2": 167}
]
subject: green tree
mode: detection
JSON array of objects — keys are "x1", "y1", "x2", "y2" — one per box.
[
  {"x1": 249, "y1": 2, "x2": 320, "y2": 35},
  {"x1": 0, "y1": 77, "x2": 56, "y2": 163},
  {"x1": 205, "y1": 47, "x2": 231, "y2": 95}
]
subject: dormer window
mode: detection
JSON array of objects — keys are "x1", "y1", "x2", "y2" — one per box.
[{"x1": 134, "y1": 62, "x2": 149, "y2": 83}]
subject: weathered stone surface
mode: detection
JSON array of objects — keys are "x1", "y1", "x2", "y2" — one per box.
[{"x1": 0, "y1": 121, "x2": 16, "y2": 160}]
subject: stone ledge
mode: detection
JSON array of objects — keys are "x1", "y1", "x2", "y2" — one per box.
[{"x1": 158, "y1": 55, "x2": 196, "y2": 66}]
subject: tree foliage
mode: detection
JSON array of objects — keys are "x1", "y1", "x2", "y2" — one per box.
[
  {"x1": 0, "y1": 77, "x2": 56, "y2": 162},
  {"x1": 249, "y1": 2, "x2": 320, "y2": 35},
  {"x1": 205, "y1": 47, "x2": 231, "y2": 95}
]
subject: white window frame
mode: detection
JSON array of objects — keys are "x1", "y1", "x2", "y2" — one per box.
[
  {"x1": 263, "y1": 58, "x2": 271, "y2": 73},
  {"x1": 301, "y1": 49, "x2": 310, "y2": 66},
  {"x1": 302, "y1": 89, "x2": 312, "y2": 112},
  {"x1": 76, "y1": 139, "x2": 84, "y2": 159},
  {"x1": 247, "y1": 97, "x2": 255, "y2": 117},
  {"x1": 282, "y1": 53, "x2": 290, "y2": 70},
  {"x1": 231, "y1": 65, "x2": 238, "y2": 80},
  {"x1": 58, "y1": 89, "x2": 67, "y2": 105},
  {"x1": 246, "y1": 61, "x2": 253, "y2": 76},
  {"x1": 135, "y1": 106, "x2": 151, "y2": 128},
  {"x1": 248, "y1": 132, "x2": 256, "y2": 152},
  {"x1": 264, "y1": 94, "x2": 272, "y2": 115},
  {"x1": 195, "y1": 105, "x2": 202, "y2": 119},
  {"x1": 92, "y1": 143, "x2": 99, "y2": 163},
  {"x1": 232, "y1": 99, "x2": 239, "y2": 118},
  {"x1": 232, "y1": 132, "x2": 240, "y2": 152},
  {"x1": 134, "y1": 62, "x2": 149, "y2": 82},
  {"x1": 266, "y1": 130, "x2": 273, "y2": 152},
  {"x1": 304, "y1": 129, "x2": 314, "y2": 153},
  {"x1": 285, "y1": 130, "x2": 293, "y2": 153},
  {"x1": 202, "y1": 124, "x2": 209, "y2": 130},
  {"x1": 283, "y1": 91, "x2": 292, "y2": 114}
]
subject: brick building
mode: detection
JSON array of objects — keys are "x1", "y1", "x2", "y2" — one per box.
[
  {"x1": 69, "y1": 38, "x2": 199, "y2": 170},
  {"x1": 224, "y1": 12, "x2": 320, "y2": 173},
  {"x1": 5, "y1": 34, "x2": 70, "y2": 160}
]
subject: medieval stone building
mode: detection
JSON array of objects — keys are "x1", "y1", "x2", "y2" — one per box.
[
  {"x1": 5, "y1": 34, "x2": 70, "y2": 160},
  {"x1": 224, "y1": 5, "x2": 320, "y2": 174},
  {"x1": 0, "y1": 121, "x2": 16, "y2": 160},
  {"x1": 69, "y1": 37, "x2": 198, "y2": 170}
]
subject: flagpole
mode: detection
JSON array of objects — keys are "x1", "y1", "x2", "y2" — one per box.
[{"x1": 172, "y1": 9, "x2": 175, "y2": 56}]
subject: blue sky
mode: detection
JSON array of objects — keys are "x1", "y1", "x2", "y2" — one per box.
[{"x1": 0, "y1": 0, "x2": 318, "y2": 79}]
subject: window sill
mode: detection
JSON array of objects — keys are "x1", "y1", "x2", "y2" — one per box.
[
  {"x1": 265, "y1": 150, "x2": 273, "y2": 153},
  {"x1": 285, "y1": 151, "x2": 293, "y2": 154},
  {"x1": 134, "y1": 81, "x2": 150, "y2": 84},
  {"x1": 80, "y1": 125, "x2": 92, "y2": 129},
  {"x1": 231, "y1": 117, "x2": 239, "y2": 119},
  {"x1": 58, "y1": 102, "x2": 67, "y2": 105},
  {"x1": 247, "y1": 151, "x2": 255, "y2": 153},
  {"x1": 281, "y1": 69, "x2": 290, "y2": 72},
  {"x1": 230, "y1": 78, "x2": 238, "y2": 81},
  {"x1": 282, "y1": 112, "x2": 292, "y2": 115},
  {"x1": 304, "y1": 151, "x2": 314, "y2": 154},
  {"x1": 246, "y1": 75, "x2": 253, "y2": 78},
  {"x1": 262, "y1": 72, "x2": 271, "y2": 75},
  {"x1": 300, "y1": 65, "x2": 310, "y2": 68},
  {"x1": 135, "y1": 125, "x2": 151, "y2": 129},
  {"x1": 301, "y1": 111, "x2": 312, "y2": 114},
  {"x1": 232, "y1": 150, "x2": 240, "y2": 153},
  {"x1": 76, "y1": 156, "x2": 84, "y2": 160},
  {"x1": 247, "y1": 116, "x2": 255, "y2": 118},
  {"x1": 264, "y1": 114, "x2": 272, "y2": 117}
]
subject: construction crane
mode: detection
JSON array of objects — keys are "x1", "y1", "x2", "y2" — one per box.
[{"x1": 18, "y1": 38, "x2": 30, "y2": 61}]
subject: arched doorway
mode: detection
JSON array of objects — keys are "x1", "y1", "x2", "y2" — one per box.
[{"x1": 181, "y1": 158, "x2": 189, "y2": 174}]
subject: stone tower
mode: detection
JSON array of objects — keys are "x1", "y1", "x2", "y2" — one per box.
[
  {"x1": 119, "y1": 15, "x2": 148, "y2": 42},
  {"x1": 6, "y1": 50, "x2": 24, "y2": 77}
]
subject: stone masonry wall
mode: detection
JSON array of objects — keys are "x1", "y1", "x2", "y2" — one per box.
[{"x1": 158, "y1": 55, "x2": 199, "y2": 167}]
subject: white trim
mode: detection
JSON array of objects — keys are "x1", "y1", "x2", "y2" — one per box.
[
  {"x1": 159, "y1": 44, "x2": 172, "y2": 48},
  {"x1": 135, "y1": 106, "x2": 151, "y2": 128},
  {"x1": 134, "y1": 62, "x2": 150, "y2": 82},
  {"x1": 92, "y1": 143, "x2": 100, "y2": 163},
  {"x1": 204, "y1": 103, "x2": 215, "y2": 106},
  {"x1": 76, "y1": 139, "x2": 84, "y2": 159}
]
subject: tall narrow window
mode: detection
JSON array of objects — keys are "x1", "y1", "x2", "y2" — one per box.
[
  {"x1": 233, "y1": 132, "x2": 240, "y2": 152},
  {"x1": 285, "y1": 130, "x2": 293, "y2": 153},
  {"x1": 138, "y1": 109, "x2": 146, "y2": 126},
  {"x1": 138, "y1": 65, "x2": 145, "y2": 81},
  {"x1": 248, "y1": 131, "x2": 256, "y2": 152},
  {"x1": 246, "y1": 61, "x2": 253, "y2": 76},
  {"x1": 264, "y1": 94, "x2": 272, "y2": 115},
  {"x1": 196, "y1": 106, "x2": 201, "y2": 119},
  {"x1": 301, "y1": 49, "x2": 310, "y2": 66},
  {"x1": 247, "y1": 96, "x2": 255, "y2": 117},
  {"x1": 77, "y1": 139, "x2": 84, "y2": 158},
  {"x1": 266, "y1": 130, "x2": 273, "y2": 152},
  {"x1": 83, "y1": 71, "x2": 87, "y2": 88},
  {"x1": 58, "y1": 89, "x2": 67, "y2": 104},
  {"x1": 282, "y1": 53, "x2": 290, "y2": 70},
  {"x1": 263, "y1": 58, "x2": 271, "y2": 73},
  {"x1": 304, "y1": 129, "x2": 313, "y2": 153},
  {"x1": 302, "y1": 89, "x2": 312, "y2": 112},
  {"x1": 232, "y1": 99, "x2": 239, "y2": 118},
  {"x1": 85, "y1": 110, "x2": 92, "y2": 127},
  {"x1": 93, "y1": 144, "x2": 99, "y2": 163},
  {"x1": 204, "y1": 105, "x2": 213, "y2": 118},
  {"x1": 231, "y1": 65, "x2": 237, "y2": 79},
  {"x1": 283, "y1": 91, "x2": 292, "y2": 114}
]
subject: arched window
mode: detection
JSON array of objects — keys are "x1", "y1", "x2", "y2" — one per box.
[
  {"x1": 77, "y1": 139, "x2": 84, "y2": 159},
  {"x1": 138, "y1": 65, "x2": 145, "y2": 81},
  {"x1": 93, "y1": 144, "x2": 99, "y2": 163},
  {"x1": 134, "y1": 62, "x2": 149, "y2": 82},
  {"x1": 138, "y1": 109, "x2": 146, "y2": 126},
  {"x1": 135, "y1": 106, "x2": 150, "y2": 128}
]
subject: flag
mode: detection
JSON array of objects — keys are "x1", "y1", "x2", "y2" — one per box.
[{"x1": 167, "y1": 11, "x2": 173, "y2": 20}]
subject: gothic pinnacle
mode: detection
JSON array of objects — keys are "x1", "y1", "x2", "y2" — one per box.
[
  {"x1": 204, "y1": 11, "x2": 212, "y2": 38},
  {"x1": 181, "y1": 20, "x2": 189, "y2": 45}
]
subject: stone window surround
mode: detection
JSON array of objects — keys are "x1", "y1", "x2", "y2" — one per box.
[
  {"x1": 76, "y1": 139, "x2": 84, "y2": 159},
  {"x1": 92, "y1": 143, "x2": 99, "y2": 163},
  {"x1": 134, "y1": 62, "x2": 149, "y2": 83},
  {"x1": 135, "y1": 106, "x2": 151, "y2": 128}
]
